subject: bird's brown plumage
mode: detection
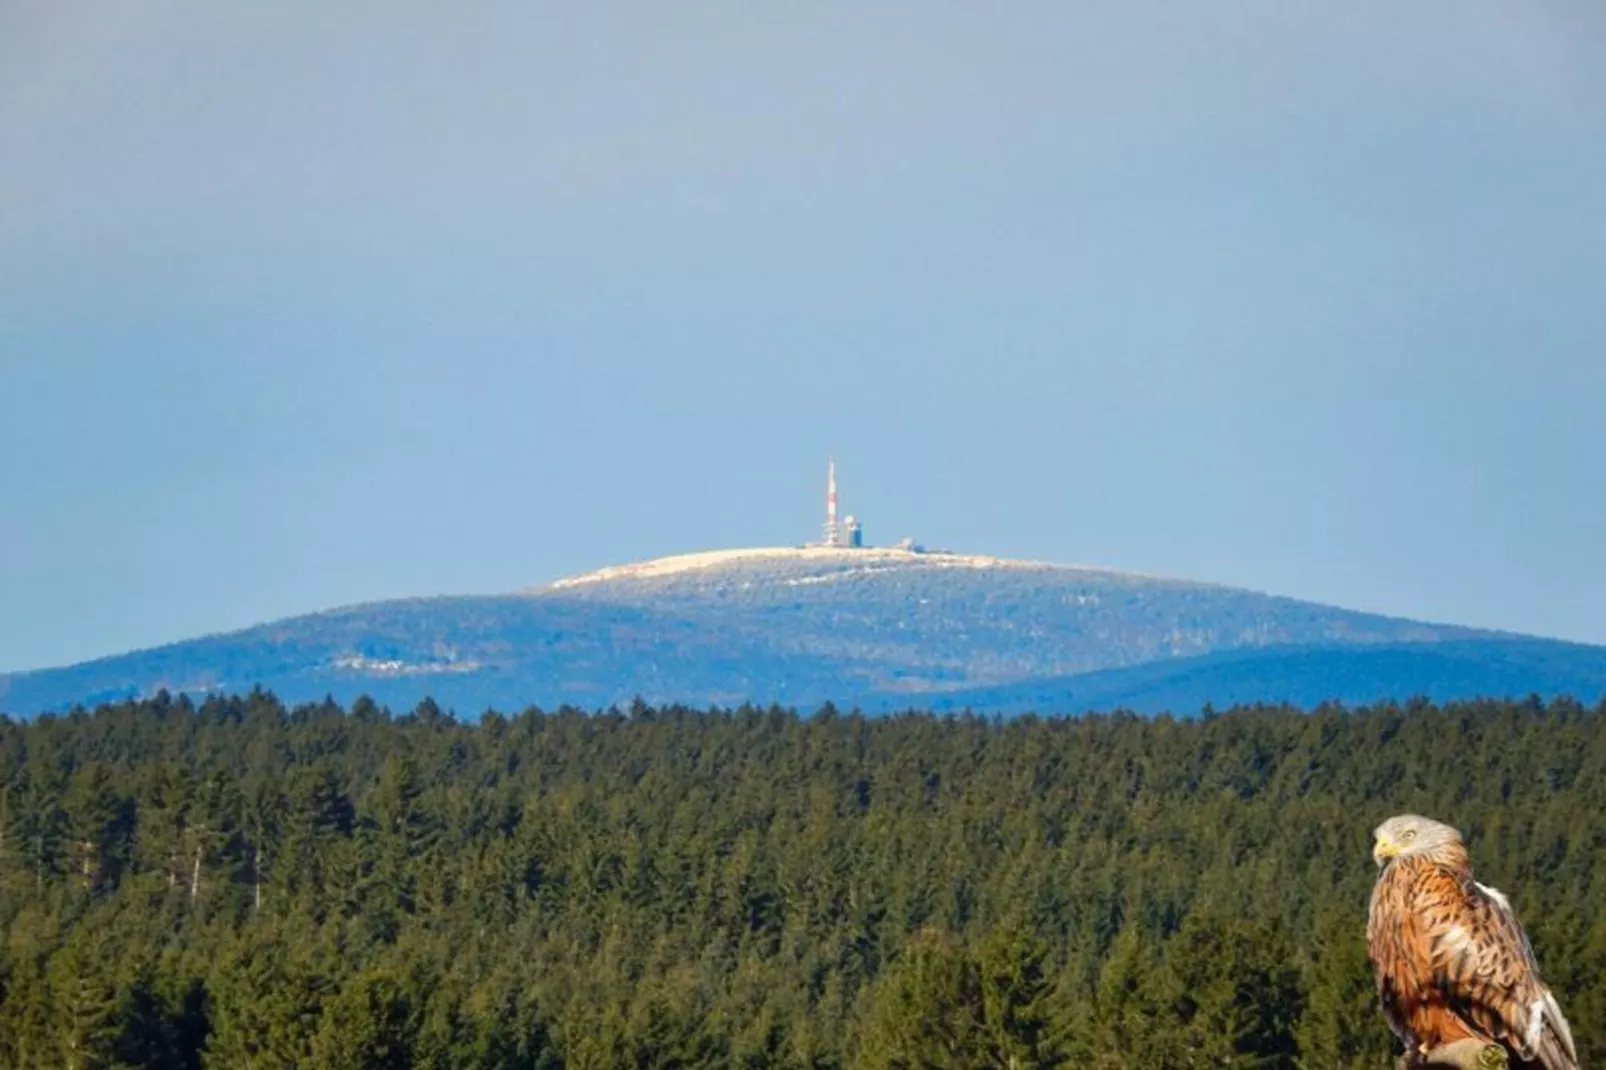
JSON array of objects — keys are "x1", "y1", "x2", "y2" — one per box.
[{"x1": 1366, "y1": 815, "x2": 1578, "y2": 1070}]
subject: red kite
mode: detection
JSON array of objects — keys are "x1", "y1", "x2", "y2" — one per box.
[{"x1": 1367, "y1": 814, "x2": 1576, "y2": 1069}]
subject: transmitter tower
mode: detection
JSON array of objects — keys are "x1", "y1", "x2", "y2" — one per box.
[{"x1": 823, "y1": 458, "x2": 841, "y2": 547}]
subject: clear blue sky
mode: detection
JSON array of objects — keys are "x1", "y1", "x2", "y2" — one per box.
[{"x1": 2, "y1": 1, "x2": 1604, "y2": 672}]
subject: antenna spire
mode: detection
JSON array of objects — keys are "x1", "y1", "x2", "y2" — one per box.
[{"x1": 824, "y1": 458, "x2": 840, "y2": 547}]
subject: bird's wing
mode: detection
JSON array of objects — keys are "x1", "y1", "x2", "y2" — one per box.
[{"x1": 1418, "y1": 873, "x2": 1578, "y2": 1070}]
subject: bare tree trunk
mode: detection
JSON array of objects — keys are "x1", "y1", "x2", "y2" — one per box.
[{"x1": 190, "y1": 842, "x2": 202, "y2": 905}]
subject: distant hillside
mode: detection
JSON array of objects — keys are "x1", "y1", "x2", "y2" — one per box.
[
  {"x1": 926, "y1": 639, "x2": 1606, "y2": 715},
  {"x1": 3, "y1": 546, "x2": 1601, "y2": 716}
]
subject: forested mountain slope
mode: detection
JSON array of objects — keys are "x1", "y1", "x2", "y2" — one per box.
[
  {"x1": 931, "y1": 638, "x2": 1606, "y2": 714},
  {"x1": 11, "y1": 547, "x2": 1603, "y2": 716},
  {"x1": 1, "y1": 693, "x2": 1602, "y2": 1067}
]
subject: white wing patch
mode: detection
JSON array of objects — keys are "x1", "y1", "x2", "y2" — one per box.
[
  {"x1": 1525, "y1": 998, "x2": 1546, "y2": 1051},
  {"x1": 1475, "y1": 882, "x2": 1511, "y2": 911}
]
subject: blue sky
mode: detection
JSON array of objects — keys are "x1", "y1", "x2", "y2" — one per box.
[{"x1": 2, "y1": 1, "x2": 1604, "y2": 672}]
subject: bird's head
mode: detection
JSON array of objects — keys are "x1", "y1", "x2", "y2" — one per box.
[{"x1": 1372, "y1": 814, "x2": 1463, "y2": 868}]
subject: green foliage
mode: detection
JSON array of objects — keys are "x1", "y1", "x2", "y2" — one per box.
[
  {"x1": 44, "y1": 923, "x2": 123, "y2": 1070},
  {"x1": 855, "y1": 925, "x2": 1067, "y2": 1069},
  {"x1": 1147, "y1": 909, "x2": 1302, "y2": 1067},
  {"x1": 0, "y1": 694, "x2": 1601, "y2": 1068}
]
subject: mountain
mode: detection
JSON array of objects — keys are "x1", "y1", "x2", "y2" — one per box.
[{"x1": 3, "y1": 546, "x2": 1602, "y2": 716}]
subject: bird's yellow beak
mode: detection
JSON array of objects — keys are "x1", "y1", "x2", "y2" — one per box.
[{"x1": 1373, "y1": 836, "x2": 1400, "y2": 866}]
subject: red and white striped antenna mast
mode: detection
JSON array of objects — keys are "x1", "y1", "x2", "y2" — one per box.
[{"x1": 823, "y1": 457, "x2": 841, "y2": 547}]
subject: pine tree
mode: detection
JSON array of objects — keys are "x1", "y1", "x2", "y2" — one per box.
[
  {"x1": 9, "y1": 762, "x2": 65, "y2": 898},
  {"x1": 47, "y1": 928, "x2": 125, "y2": 1070},
  {"x1": 180, "y1": 767, "x2": 242, "y2": 911},
  {"x1": 975, "y1": 922, "x2": 1068, "y2": 1068},
  {"x1": 62, "y1": 763, "x2": 130, "y2": 898},
  {"x1": 854, "y1": 928, "x2": 987, "y2": 1068},
  {"x1": 366, "y1": 752, "x2": 442, "y2": 919},
  {"x1": 134, "y1": 761, "x2": 193, "y2": 894},
  {"x1": 1296, "y1": 908, "x2": 1393, "y2": 1068},
  {"x1": 241, "y1": 775, "x2": 285, "y2": 914},
  {"x1": 1082, "y1": 923, "x2": 1161, "y2": 1068},
  {"x1": 277, "y1": 761, "x2": 354, "y2": 916},
  {"x1": 308, "y1": 964, "x2": 421, "y2": 1070},
  {"x1": 1151, "y1": 910, "x2": 1304, "y2": 1068},
  {"x1": 203, "y1": 927, "x2": 329, "y2": 1069},
  {"x1": 0, "y1": 779, "x2": 25, "y2": 897}
]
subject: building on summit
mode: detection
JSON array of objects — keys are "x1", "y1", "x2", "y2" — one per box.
[{"x1": 813, "y1": 458, "x2": 931, "y2": 551}]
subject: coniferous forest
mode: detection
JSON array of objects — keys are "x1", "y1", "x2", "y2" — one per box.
[{"x1": 0, "y1": 692, "x2": 1602, "y2": 1069}]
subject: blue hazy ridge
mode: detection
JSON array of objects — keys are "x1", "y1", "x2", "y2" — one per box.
[
  {"x1": 3, "y1": 550, "x2": 1601, "y2": 717},
  {"x1": 923, "y1": 639, "x2": 1606, "y2": 715}
]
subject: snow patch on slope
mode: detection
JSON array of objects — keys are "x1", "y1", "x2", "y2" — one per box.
[{"x1": 331, "y1": 654, "x2": 483, "y2": 677}]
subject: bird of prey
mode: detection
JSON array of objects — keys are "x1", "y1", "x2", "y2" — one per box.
[{"x1": 1366, "y1": 814, "x2": 1577, "y2": 1069}]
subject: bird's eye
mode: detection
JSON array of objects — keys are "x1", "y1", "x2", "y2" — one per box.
[{"x1": 1403, "y1": 830, "x2": 1417, "y2": 841}]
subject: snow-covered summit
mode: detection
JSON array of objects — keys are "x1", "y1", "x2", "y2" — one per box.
[
  {"x1": 545, "y1": 546, "x2": 1058, "y2": 591},
  {"x1": 535, "y1": 546, "x2": 1191, "y2": 599}
]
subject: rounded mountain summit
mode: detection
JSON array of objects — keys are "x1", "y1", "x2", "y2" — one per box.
[{"x1": 4, "y1": 546, "x2": 1604, "y2": 716}]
